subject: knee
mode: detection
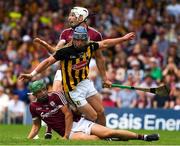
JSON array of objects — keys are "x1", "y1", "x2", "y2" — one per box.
[
  {"x1": 102, "y1": 130, "x2": 114, "y2": 138},
  {"x1": 83, "y1": 110, "x2": 98, "y2": 121},
  {"x1": 96, "y1": 107, "x2": 105, "y2": 116}
]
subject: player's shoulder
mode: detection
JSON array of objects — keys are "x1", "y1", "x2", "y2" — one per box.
[
  {"x1": 61, "y1": 28, "x2": 73, "y2": 34},
  {"x1": 48, "y1": 91, "x2": 67, "y2": 102},
  {"x1": 29, "y1": 101, "x2": 38, "y2": 110},
  {"x1": 48, "y1": 91, "x2": 64, "y2": 98},
  {"x1": 88, "y1": 26, "x2": 102, "y2": 35}
]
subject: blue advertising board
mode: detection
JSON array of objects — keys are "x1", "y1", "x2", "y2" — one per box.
[{"x1": 105, "y1": 107, "x2": 180, "y2": 131}]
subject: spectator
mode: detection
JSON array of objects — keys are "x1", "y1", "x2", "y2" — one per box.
[
  {"x1": 149, "y1": 57, "x2": 162, "y2": 82},
  {"x1": 167, "y1": 43, "x2": 180, "y2": 66},
  {"x1": 149, "y1": 43, "x2": 163, "y2": 66},
  {"x1": 173, "y1": 83, "x2": 180, "y2": 110},
  {"x1": 116, "y1": 81, "x2": 138, "y2": 108},
  {"x1": 154, "y1": 27, "x2": 169, "y2": 66},
  {"x1": 0, "y1": 86, "x2": 9, "y2": 123},
  {"x1": 166, "y1": 0, "x2": 180, "y2": 21},
  {"x1": 138, "y1": 74, "x2": 157, "y2": 108},
  {"x1": 0, "y1": 59, "x2": 8, "y2": 81},
  {"x1": 13, "y1": 80, "x2": 30, "y2": 104},
  {"x1": 153, "y1": 95, "x2": 169, "y2": 109},
  {"x1": 127, "y1": 59, "x2": 144, "y2": 83},
  {"x1": 163, "y1": 56, "x2": 179, "y2": 77},
  {"x1": 137, "y1": 91, "x2": 147, "y2": 109},
  {"x1": 101, "y1": 88, "x2": 116, "y2": 107},
  {"x1": 7, "y1": 93, "x2": 25, "y2": 124},
  {"x1": 140, "y1": 22, "x2": 156, "y2": 46}
]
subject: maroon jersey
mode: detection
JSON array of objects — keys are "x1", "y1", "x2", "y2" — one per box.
[
  {"x1": 29, "y1": 91, "x2": 80, "y2": 136},
  {"x1": 60, "y1": 26, "x2": 102, "y2": 43}
]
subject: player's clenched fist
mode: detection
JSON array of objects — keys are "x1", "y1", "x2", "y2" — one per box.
[
  {"x1": 33, "y1": 37, "x2": 45, "y2": 45},
  {"x1": 18, "y1": 73, "x2": 33, "y2": 81},
  {"x1": 33, "y1": 37, "x2": 55, "y2": 52}
]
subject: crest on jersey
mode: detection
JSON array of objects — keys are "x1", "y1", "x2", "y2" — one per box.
[{"x1": 50, "y1": 101, "x2": 55, "y2": 107}]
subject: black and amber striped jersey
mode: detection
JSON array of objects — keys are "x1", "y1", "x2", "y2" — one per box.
[{"x1": 53, "y1": 41, "x2": 99, "y2": 92}]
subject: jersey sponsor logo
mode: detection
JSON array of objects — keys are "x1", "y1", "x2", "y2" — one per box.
[
  {"x1": 40, "y1": 106, "x2": 60, "y2": 119},
  {"x1": 72, "y1": 61, "x2": 87, "y2": 70},
  {"x1": 70, "y1": 53, "x2": 84, "y2": 59},
  {"x1": 36, "y1": 107, "x2": 42, "y2": 110}
]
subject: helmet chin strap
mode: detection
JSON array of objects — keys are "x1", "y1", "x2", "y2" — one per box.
[
  {"x1": 71, "y1": 20, "x2": 86, "y2": 29},
  {"x1": 71, "y1": 14, "x2": 90, "y2": 29}
]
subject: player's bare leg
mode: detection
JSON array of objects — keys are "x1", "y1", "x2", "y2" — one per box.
[
  {"x1": 71, "y1": 132, "x2": 100, "y2": 140},
  {"x1": 52, "y1": 70, "x2": 63, "y2": 92},
  {"x1": 87, "y1": 94, "x2": 106, "y2": 126},
  {"x1": 78, "y1": 103, "x2": 97, "y2": 122},
  {"x1": 91, "y1": 124, "x2": 160, "y2": 141},
  {"x1": 52, "y1": 80, "x2": 63, "y2": 92}
]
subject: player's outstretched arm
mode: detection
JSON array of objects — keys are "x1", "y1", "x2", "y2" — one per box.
[
  {"x1": 19, "y1": 55, "x2": 57, "y2": 81},
  {"x1": 94, "y1": 50, "x2": 112, "y2": 89},
  {"x1": 98, "y1": 32, "x2": 135, "y2": 49},
  {"x1": 34, "y1": 38, "x2": 66, "y2": 53},
  {"x1": 33, "y1": 38, "x2": 56, "y2": 53},
  {"x1": 28, "y1": 118, "x2": 41, "y2": 139},
  {"x1": 54, "y1": 40, "x2": 66, "y2": 51},
  {"x1": 61, "y1": 105, "x2": 73, "y2": 139}
]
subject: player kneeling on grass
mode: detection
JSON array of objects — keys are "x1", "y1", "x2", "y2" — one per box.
[{"x1": 27, "y1": 80, "x2": 160, "y2": 142}]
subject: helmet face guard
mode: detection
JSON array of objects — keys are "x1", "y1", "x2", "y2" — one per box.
[
  {"x1": 71, "y1": 6, "x2": 89, "y2": 22},
  {"x1": 73, "y1": 26, "x2": 88, "y2": 41}
]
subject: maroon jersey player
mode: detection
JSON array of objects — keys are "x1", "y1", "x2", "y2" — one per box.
[
  {"x1": 27, "y1": 80, "x2": 79, "y2": 139},
  {"x1": 60, "y1": 26, "x2": 102, "y2": 43}
]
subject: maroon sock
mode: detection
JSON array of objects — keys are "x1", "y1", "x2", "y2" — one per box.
[{"x1": 137, "y1": 134, "x2": 144, "y2": 140}]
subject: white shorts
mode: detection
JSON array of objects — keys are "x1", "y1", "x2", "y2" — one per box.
[
  {"x1": 69, "y1": 117, "x2": 95, "y2": 139},
  {"x1": 68, "y1": 79, "x2": 97, "y2": 107},
  {"x1": 54, "y1": 70, "x2": 62, "y2": 81}
]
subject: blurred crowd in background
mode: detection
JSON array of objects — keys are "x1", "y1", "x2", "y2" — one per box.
[{"x1": 0, "y1": 0, "x2": 180, "y2": 124}]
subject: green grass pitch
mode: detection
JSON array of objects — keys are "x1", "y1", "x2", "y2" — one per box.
[{"x1": 0, "y1": 124, "x2": 179, "y2": 145}]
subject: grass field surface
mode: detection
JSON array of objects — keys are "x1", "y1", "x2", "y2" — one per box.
[{"x1": 0, "y1": 124, "x2": 179, "y2": 145}]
